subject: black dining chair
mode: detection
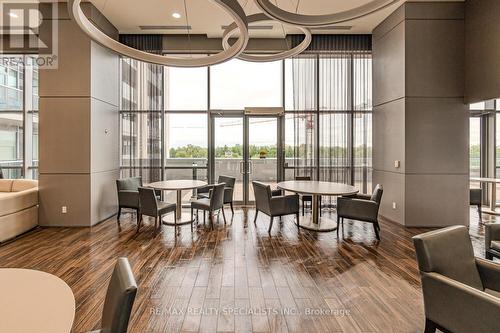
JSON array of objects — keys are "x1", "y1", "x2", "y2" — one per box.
[
  {"x1": 87, "y1": 258, "x2": 137, "y2": 333},
  {"x1": 191, "y1": 183, "x2": 226, "y2": 230},
  {"x1": 295, "y1": 176, "x2": 322, "y2": 216},
  {"x1": 197, "y1": 175, "x2": 236, "y2": 215},
  {"x1": 138, "y1": 187, "x2": 177, "y2": 233}
]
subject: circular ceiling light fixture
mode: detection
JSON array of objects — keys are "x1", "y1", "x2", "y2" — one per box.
[
  {"x1": 222, "y1": 13, "x2": 311, "y2": 62},
  {"x1": 172, "y1": 12, "x2": 182, "y2": 19},
  {"x1": 254, "y1": 0, "x2": 400, "y2": 27},
  {"x1": 68, "y1": 0, "x2": 249, "y2": 67}
]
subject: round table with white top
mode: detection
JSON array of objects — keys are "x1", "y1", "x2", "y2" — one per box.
[
  {"x1": 147, "y1": 179, "x2": 208, "y2": 225},
  {"x1": 0, "y1": 268, "x2": 75, "y2": 333},
  {"x1": 277, "y1": 180, "x2": 359, "y2": 232}
]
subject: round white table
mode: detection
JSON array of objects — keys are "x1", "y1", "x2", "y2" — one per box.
[
  {"x1": 147, "y1": 180, "x2": 208, "y2": 225},
  {"x1": 277, "y1": 181, "x2": 358, "y2": 232},
  {"x1": 0, "y1": 268, "x2": 75, "y2": 333}
]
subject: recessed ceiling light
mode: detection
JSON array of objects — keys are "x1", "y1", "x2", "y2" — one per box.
[
  {"x1": 172, "y1": 12, "x2": 181, "y2": 19},
  {"x1": 8, "y1": 12, "x2": 19, "y2": 18}
]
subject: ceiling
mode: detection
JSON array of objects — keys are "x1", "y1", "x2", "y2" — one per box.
[{"x1": 88, "y1": 0, "x2": 462, "y2": 38}]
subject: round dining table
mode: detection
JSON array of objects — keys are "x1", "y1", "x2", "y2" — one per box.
[
  {"x1": 277, "y1": 180, "x2": 358, "y2": 232},
  {"x1": 0, "y1": 268, "x2": 75, "y2": 333},
  {"x1": 147, "y1": 179, "x2": 208, "y2": 225}
]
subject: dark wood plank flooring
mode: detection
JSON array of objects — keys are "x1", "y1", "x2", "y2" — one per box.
[{"x1": 0, "y1": 208, "x2": 491, "y2": 333}]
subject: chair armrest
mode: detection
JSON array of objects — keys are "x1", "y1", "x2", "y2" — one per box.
[
  {"x1": 343, "y1": 193, "x2": 371, "y2": 200},
  {"x1": 421, "y1": 272, "x2": 500, "y2": 333},
  {"x1": 271, "y1": 189, "x2": 283, "y2": 197},
  {"x1": 476, "y1": 258, "x2": 500, "y2": 292},
  {"x1": 485, "y1": 223, "x2": 500, "y2": 252},
  {"x1": 270, "y1": 194, "x2": 299, "y2": 216},
  {"x1": 118, "y1": 190, "x2": 139, "y2": 208},
  {"x1": 337, "y1": 197, "x2": 379, "y2": 222},
  {"x1": 197, "y1": 184, "x2": 214, "y2": 194}
]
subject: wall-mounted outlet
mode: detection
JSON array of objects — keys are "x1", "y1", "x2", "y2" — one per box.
[
  {"x1": 392, "y1": 202, "x2": 397, "y2": 210},
  {"x1": 62, "y1": 206, "x2": 67, "y2": 214},
  {"x1": 394, "y1": 160, "x2": 400, "y2": 168}
]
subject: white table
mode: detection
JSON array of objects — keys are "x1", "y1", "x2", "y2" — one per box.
[
  {"x1": 0, "y1": 269, "x2": 75, "y2": 333},
  {"x1": 470, "y1": 177, "x2": 500, "y2": 215},
  {"x1": 277, "y1": 181, "x2": 358, "y2": 232},
  {"x1": 147, "y1": 180, "x2": 208, "y2": 225}
]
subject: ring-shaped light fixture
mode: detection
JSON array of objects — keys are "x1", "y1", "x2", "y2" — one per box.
[
  {"x1": 254, "y1": 0, "x2": 400, "y2": 27},
  {"x1": 68, "y1": 0, "x2": 249, "y2": 67},
  {"x1": 222, "y1": 13, "x2": 311, "y2": 62}
]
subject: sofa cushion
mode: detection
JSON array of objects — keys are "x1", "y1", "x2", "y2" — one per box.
[
  {"x1": 11, "y1": 179, "x2": 38, "y2": 192},
  {"x1": 491, "y1": 241, "x2": 500, "y2": 252},
  {"x1": 0, "y1": 179, "x2": 13, "y2": 192},
  {"x1": 0, "y1": 189, "x2": 38, "y2": 217}
]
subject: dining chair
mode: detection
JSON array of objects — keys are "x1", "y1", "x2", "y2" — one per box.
[
  {"x1": 470, "y1": 188, "x2": 483, "y2": 223},
  {"x1": 87, "y1": 257, "x2": 137, "y2": 333},
  {"x1": 295, "y1": 176, "x2": 322, "y2": 216},
  {"x1": 336, "y1": 184, "x2": 383, "y2": 240},
  {"x1": 197, "y1": 175, "x2": 236, "y2": 215},
  {"x1": 138, "y1": 187, "x2": 177, "y2": 233},
  {"x1": 485, "y1": 222, "x2": 500, "y2": 260},
  {"x1": 191, "y1": 183, "x2": 226, "y2": 230},
  {"x1": 116, "y1": 177, "x2": 142, "y2": 224},
  {"x1": 252, "y1": 181, "x2": 300, "y2": 233},
  {"x1": 413, "y1": 226, "x2": 500, "y2": 333}
]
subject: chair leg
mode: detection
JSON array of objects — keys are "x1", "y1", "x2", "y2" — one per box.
[
  {"x1": 209, "y1": 212, "x2": 214, "y2": 230},
  {"x1": 136, "y1": 208, "x2": 140, "y2": 223},
  {"x1": 230, "y1": 202, "x2": 234, "y2": 215},
  {"x1": 373, "y1": 222, "x2": 380, "y2": 240},
  {"x1": 337, "y1": 215, "x2": 340, "y2": 238},
  {"x1": 478, "y1": 205, "x2": 483, "y2": 224},
  {"x1": 302, "y1": 200, "x2": 305, "y2": 216},
  {"x1": 222, "y1": 207, "x2": 227, "y2": 224},
  {"x1": 191, "y1": 207, "x2": 194, "y2": 222},
  {"x1": 424, "y1": 318, "x2": 437, "y2": 333},
  {"x1": 117, "y1": 207, "x2": 121, "y2": 223},
  {"x1": 268, "y1": 216, "x2": 274, "y2": 234},
  {"x1": 203, "y1": 211, "x2": 206, "y2": 225},
  {"x1": 136, "y1": 214, "x2": 142, "y2": 233},
  {"x1": 296, "y1": 213, "x2": 300, "y2": 232},
  {"x1": 486, "y1": 251, "x2": 494, "y2": 260},
  {"x1": 254, "y1": 210, "x2": 259, "y2": 224}
]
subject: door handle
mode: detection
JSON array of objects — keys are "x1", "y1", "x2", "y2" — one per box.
[
  {"x1": 239, "y1": 160, "x2": 245, "y2": 174},
  {"x1": 247, "y1": 161, "x2": 253, "y2": 174}
]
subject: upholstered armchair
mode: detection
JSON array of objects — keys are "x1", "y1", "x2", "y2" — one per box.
[
  {"x1": 485, "y1": 223, "x2": 500, "y2": 260},
  {"x1": 413, "y1": 226, "x2": 500, "y2": 333},
  {"x1": 336, "y1": 184, "x2": 383, "y2": 240},
  {"x1": 197, "y1": 175, "x2": 236, "y2": 214},
  {"x1": 192, "y1": 183, "x2": 226, "y2": 230},
  {"x1": 470, "y1": 188, "x2": 483, "y2": 223},
  {"x1": 252, "y1": 181, "x2": 299, "y2": 233},
  {"x1": 116, "y1": 177, "x2": 142, "y2": 223}
]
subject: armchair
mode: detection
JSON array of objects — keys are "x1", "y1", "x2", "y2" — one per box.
[
  {"x1": 413, "y1": 226, "x2": 500, "y2": 333},
  {"x1": 116, "y1": 177, "x2": 142, "y2": 224},
  {"x1": 197, "y1": 175, "x2": 236, "y2": 214},
  {"x1": 485, "y1": 223, "x2": 500, "y2": 260},
  {"x1": 336, "y1": 184, "x2": 383, "y2": 240},
  {"x1": 252, "y1": 181, "x2": 299, "y2": 234}
]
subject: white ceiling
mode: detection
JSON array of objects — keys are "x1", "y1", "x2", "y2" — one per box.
[{"x1": 90, "y1": 0, "x2": 461, "y2": 38}]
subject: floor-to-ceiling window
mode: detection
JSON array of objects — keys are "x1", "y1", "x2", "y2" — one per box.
[
  {"x1": 0, "y1": 55, "x2": 38, "y2": 179},
  {"x1": 119, "y1": 39, "x2": 373, "y2": 197}
]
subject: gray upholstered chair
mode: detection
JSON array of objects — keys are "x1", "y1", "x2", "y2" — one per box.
[
  {"x1": 197, "y1": 175, "x2": 236, "y2": 215},
  {"x1": 470, "y1": 188, "x2": 483, "y2": 223},
  {"x1": 296, "y1": 176, "x2": 321, "y2": 217},
  {"x1": 87, "y1": 257, "x2": 137, "y2": 333},
  {"x1": 0, "y1": 168, "x2": 3, "y2": 179},
  {"x1": 252, "y1": 181, "x2": 300, "y2": 234},
  {"x1": 191, "y1": 183, "x2": 226, "y2": 230},
  {"x1": 116, "y1": 177, "x2": 142, "y2": 224},
  {"x1": 412, "y1": 226, "x2": 500, "y2": 333},
  {"x1": 138, "y1": 187, "x2": 176, "y2": 233},
  {"x1": 336, "y1": 184, "x2": 383, "y2": 240},
  {"x1": 485, "y1": 223, "x2": 500, "y2": 260}
]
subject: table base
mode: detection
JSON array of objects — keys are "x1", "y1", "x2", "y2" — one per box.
[
  {"x1": 162, "y1": 212, "x2": 195, "y2": 226},
  {"x1": 296, "y1": 215, "x2": 338, "y2": 232}
]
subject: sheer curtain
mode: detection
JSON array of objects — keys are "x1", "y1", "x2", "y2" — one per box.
[
  {"x1": 120, "y1": 58, "x2": 163, "y2": 183},
  {"x1": 288, "y1": 35, "x2": 373, "y2": 194}
]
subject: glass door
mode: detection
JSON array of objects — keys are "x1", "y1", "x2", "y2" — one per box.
[{"x1": 246, "y1": 116, "x2": 279, "y2": 203}]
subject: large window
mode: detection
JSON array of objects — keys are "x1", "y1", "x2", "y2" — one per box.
[
  {"x1": 0, "y1": 56, "x2": 38, "y2": 179},
  {"x1": 120, "y1": 51, "x2": 373, "y2": 194}
]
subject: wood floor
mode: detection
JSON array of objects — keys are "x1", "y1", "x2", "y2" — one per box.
[{"x1": 0, "y1": 207, "x2": 491, "y2": 333}]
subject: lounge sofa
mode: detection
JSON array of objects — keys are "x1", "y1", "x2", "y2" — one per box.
[{"x1": 0, "y1": 179, "x2": 38, "y2": 242}]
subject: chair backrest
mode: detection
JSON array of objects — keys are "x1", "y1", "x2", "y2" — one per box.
[
  {"x1": 218, "y1": 175, "x2": 235, "y2": 188},
  {"x1": 295, "y1": 176, "x2": 311, "y2": 181},
  {"x1": 252, "y1": 181, "x2": 272, "y2": 215},
  {"x1": 0, "y1": 168, "x2": 3, "y2": 179},
  {"x1": 100, "y1": 258, "x2": 137, "y2": 333},
  {"x1": 470, "y1": 188, "x2": 482, "y2": 206},
  {"x1": 412, "y1": 226, "x2": 483, "y2": 290},
  {"x1": 138, "y1": 187, "x2": 158, "y2": 217},
  {"x1": 370, "y1": 184, "x2": 383, "y2": 204},
  {"x1": 116, "y1": 177, "x2": 142, "y2": 192},
  {"x1": 210, "y1": 183, "x2": 225, "y2": 211}
]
